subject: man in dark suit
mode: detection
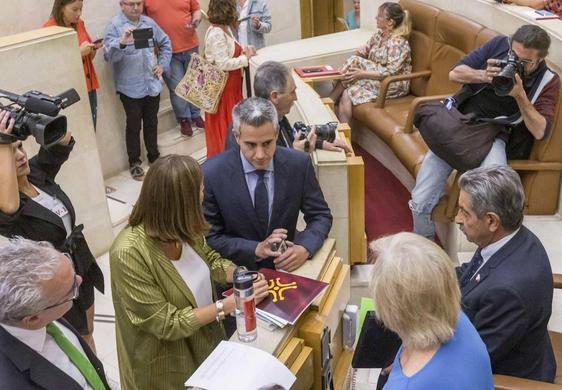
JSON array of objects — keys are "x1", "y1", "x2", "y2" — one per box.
[
  {"x1": 225, "y1": 61, "x2": 351, "y2": 153},
  {"x1": 204, "y1": 97, "x2": 333, "y2": 271},
  {"x1": 0, "y1": 238, "x2": 110, "y2": 390},
  {"x1": 455, "y1": 165, "x2": 556, "y2": 382}
]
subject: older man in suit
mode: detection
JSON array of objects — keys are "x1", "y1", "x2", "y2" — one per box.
[
  {"x1": 0, "y1": 238, "x2": 110, "y2": 390},
  {"x1": 203, "y1": 97, "x2": 333, "y2": 271},
  {"x1": 455, "y1": 165, "x2": 556, "y2": 382}
]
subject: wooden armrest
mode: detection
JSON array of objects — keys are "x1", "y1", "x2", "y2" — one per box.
[
  {"x1": 375, "y1": 70, "x2": 432, "y2": 109},
  {"x1": 494, "y1": 374, "x2": 562, "y2": 389},
  {"x1": 403, "y1": 94, "x2": 450, "y2": 134},
  {"x1": 554, "y1": 273, "x2": 562, "y2": 289},
  {"x1": 508, "y1": 160, "x2": 562, "y2": 172}
]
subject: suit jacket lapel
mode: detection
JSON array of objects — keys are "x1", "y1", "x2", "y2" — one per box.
[
  {"x1": 461, "y1": 228, "x2": 526, "y2": 297},
  {"x1": 229, "y1": 150, "x2": 265, "y2": 237},
  {"x1": 269, "y1": 151, "x2": 289, "y2": 236},
  {"x1": 0, "y1": 325, "x2": 83, "y2": 390}
]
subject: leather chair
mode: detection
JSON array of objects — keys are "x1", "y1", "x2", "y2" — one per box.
[
  {"x1": 494, "y1": 273, "x2": 562, "y2": 389},
  {"x1": 352, "y1": 0, "x2": 562, "y2": 222}
]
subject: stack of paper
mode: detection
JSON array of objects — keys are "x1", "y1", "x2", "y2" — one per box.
[{"x1": 185, "y1": 341, "x2": 296, "y2": 390}]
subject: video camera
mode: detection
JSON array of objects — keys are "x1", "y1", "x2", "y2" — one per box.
[
  {"x1": 294, "y1": 121, "x2": 337, "y2": 143},
  {"x1": 491, "y1": 51, "x2": 526, "y2": 96},
  {"x1": 0, "y1": 88, "x2": 80, "y2": 148}
]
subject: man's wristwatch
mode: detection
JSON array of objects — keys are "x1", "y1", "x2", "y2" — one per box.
[
  {"x1": 215, "y1": 299, "x2": 225, "y2": 322},
  {"x1": 0, "y1": 132, "x2": 17, "y2": 145}
]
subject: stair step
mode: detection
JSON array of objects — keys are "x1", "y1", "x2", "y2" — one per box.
[
  {"x1": 158, "y1": 126, "x2": 206, "y2": 157},
  {"x1": 104, "y1": 144, "x2": 207, "y2": 228}
]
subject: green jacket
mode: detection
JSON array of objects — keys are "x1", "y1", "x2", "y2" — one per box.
[{"x1": 110, "y1": 224, "x2": 233, "y2": 389}]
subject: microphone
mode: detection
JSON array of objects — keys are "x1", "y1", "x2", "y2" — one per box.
[
  {"x1": 23, "y1": 96, "x2": 60, "y2": 116},
  {"x1": 0, "y1": 89, "x2": 61, "y2": 116}
]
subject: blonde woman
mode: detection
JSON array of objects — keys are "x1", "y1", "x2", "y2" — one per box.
[
  {"x1": 330, "y1": 2, "x2": 412, "y2": 123},
  {"x1": 370, "y1": 233, "x2": 493, "y2": 389}
]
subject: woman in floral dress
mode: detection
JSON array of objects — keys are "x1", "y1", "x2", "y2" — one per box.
[{"x1": 330, "y1": 2, "x2": 412, "y2": 123}]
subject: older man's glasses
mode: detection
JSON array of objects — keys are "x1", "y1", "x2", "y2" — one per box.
[{"x1": 39, "y1": 253, "x2": 80, "y2": 312}]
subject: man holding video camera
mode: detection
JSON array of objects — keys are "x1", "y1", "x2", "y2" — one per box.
[
  {"x1": 225, "y1": 61, "x2": 351, "y2": 154},
  {"x1": 203, "y1": 97, "x2": 333, "y2": 272},
  {"x1": 410, "y1": 24, "x2": 560, "y2": 240},
  {"x1": 104, "y1": 0, "x2": 172, "y2": 181}
]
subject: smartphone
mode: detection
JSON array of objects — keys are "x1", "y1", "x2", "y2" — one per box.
[
  {"x1": 132, "y1": 27, "x2": 154, "y2": 40},
  {"x1": 92, "y1": 38, "x2": 103, "y2": 45},
  {"x1": 302, "y1": 68, "x2": 324, "y2": 74}
]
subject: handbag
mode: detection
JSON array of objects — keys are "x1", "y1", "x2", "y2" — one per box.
[
  {"x1": 414, "y1": 101, "x2": 504, "y2": 172},
  {"x1": 175, "y1": 31, "x2": 228, "y2": 114}
]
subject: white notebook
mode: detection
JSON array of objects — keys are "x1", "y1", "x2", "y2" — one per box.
[{"x1": 185, "y1": 341, "x2": 296, "y2": 390}]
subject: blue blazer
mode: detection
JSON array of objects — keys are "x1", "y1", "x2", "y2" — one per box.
[
  {"x1": 203, "y1": 147, "x2": 332, "y2": 270},
  {"x1": 458, "y1": 226, "x2": 556, "y2": 382}
]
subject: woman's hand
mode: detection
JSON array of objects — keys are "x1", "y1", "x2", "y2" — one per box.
[
  {"x1": 343, "y1": 66, "x2": 365, "y2": 83},
  {"x1": 79, "y1": 41, "x2": 95, "y2": 57},
  {"x1": 253, "y1": 273, "x2": 270, "y2": 305},
  {"x1": 0, "y1": 110, "x2": 15, "y2": 135},
  {"x1": 243, "y1": 45, "x2": 257, "y2": 58}
]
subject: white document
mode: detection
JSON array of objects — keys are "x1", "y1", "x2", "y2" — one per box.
[{"x1": 185, "y1": 341, "x2": 296, "y2": 390}]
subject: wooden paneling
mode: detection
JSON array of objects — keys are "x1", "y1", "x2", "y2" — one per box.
[
  {"x1": 300, "y1": 0, "x2": 344, "y2": 38},
  {"x1": 348, "y1": 155, "x2": 367, "y2": 263}
]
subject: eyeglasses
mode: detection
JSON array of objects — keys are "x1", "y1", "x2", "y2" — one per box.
[
  {"x1": 122, "y1": 1, "x2": 143, "y2": 7},
  {"x1": 38, "y1": 253, "x2": 80, "y2": 312}
]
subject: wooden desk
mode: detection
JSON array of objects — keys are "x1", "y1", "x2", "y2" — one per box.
[{"x1": 229, "y1": 238, "x2": 352, "y2": 389}]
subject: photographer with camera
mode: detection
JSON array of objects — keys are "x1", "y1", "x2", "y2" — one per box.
[
  {"x1": 0, "y1": 109, "x2": 104, "y2": 353},
  {"x1": 410, "y1": 25, "x2": 560, "y2": 240},
  {"x1": 225, "y1": 61, "x2": 351, "y2": 154}
]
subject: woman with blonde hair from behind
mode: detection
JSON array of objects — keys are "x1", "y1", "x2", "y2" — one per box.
[
  {"x1": 330, "y1": 2, "x2": 412, "y2": 124},
  {"x1": 370, "y1": 232, "x2": 493, "y2": 389}
]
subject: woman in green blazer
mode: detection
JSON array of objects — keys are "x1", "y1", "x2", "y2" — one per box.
[{"x1": 110, "y1": 155, "x2": 269, "y2": 390}]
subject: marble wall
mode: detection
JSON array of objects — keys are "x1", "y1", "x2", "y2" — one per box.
[{"x1": 0, "y1": 27, "x2": 114, "y2": 256}]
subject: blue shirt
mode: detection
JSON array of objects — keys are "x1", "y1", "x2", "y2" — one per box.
[
  {"x1": 384, "y1": 312, "x2": 493, "y2": 390},
  {"x1": 240, "y1": 151, "x2": 274, "y2": 219},
  {"x1": 104, "y1": 12, "x2": 172, "y2": 98}
]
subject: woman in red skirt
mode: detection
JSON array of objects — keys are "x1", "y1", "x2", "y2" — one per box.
[{"x1": 204, "y1": 0, "x2": 256, "y2": 158}]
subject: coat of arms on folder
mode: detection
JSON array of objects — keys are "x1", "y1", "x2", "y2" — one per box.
[{"x1": 224, "y1": 268, "x2": 328, "y2": 328}]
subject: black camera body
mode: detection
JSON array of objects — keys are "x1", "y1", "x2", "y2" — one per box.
[
  {"x1": 492, "y1": 51, "x2": 526, "y2": 96},
  {"x1": 0, "y1": 89, "x2": 79, "y2": 148},
  {"x1": 293, "y1": 121, "x2": 337, "y2": 143}
]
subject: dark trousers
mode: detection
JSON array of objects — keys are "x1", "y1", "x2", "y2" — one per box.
[{"x1": 119, "y1": 93, "x2": 160, "y2": 165}]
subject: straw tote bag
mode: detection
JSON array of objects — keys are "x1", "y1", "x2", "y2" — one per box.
[{"x1": 175, "y1": 29, "x2": 227, "y2": 114}]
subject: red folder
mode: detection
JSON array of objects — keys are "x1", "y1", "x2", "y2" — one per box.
[
  {"x1": 294, "y1": 65, "x2": 341, "y2": 78},
  {"x1": 224, "y1": 268, "x2": 328, "y2": 326}
]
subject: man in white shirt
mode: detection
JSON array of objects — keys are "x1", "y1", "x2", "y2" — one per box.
[
  {"x1": 455, "y1": 165, "x2": 555, "y2": 382},
  {"x1": 0, "y1": 238, "x2": 109, "y2": 390}
]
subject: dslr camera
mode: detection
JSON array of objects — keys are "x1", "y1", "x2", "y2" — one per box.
[
  {"x1": 294, "y1": 121, "x2": 337, "y2": 143},
  {"x1": 0, "y1": 88, "x2": 80, "y2": 148},
  {"x1": 491, "y1": 51, "x2": 526, "y2": 96}
]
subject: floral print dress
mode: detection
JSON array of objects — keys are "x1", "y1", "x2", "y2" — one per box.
[{"x1": 342, "y1": 30, "x2": 412, "y2": 105}]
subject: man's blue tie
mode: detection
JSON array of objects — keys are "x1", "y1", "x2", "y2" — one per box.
[
  {"x1": 254, "y1": 170, "x2": 269, "y2": 236},
  {"x1": 460, "y1": 249, "x2": 484, "y2": 287}
]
